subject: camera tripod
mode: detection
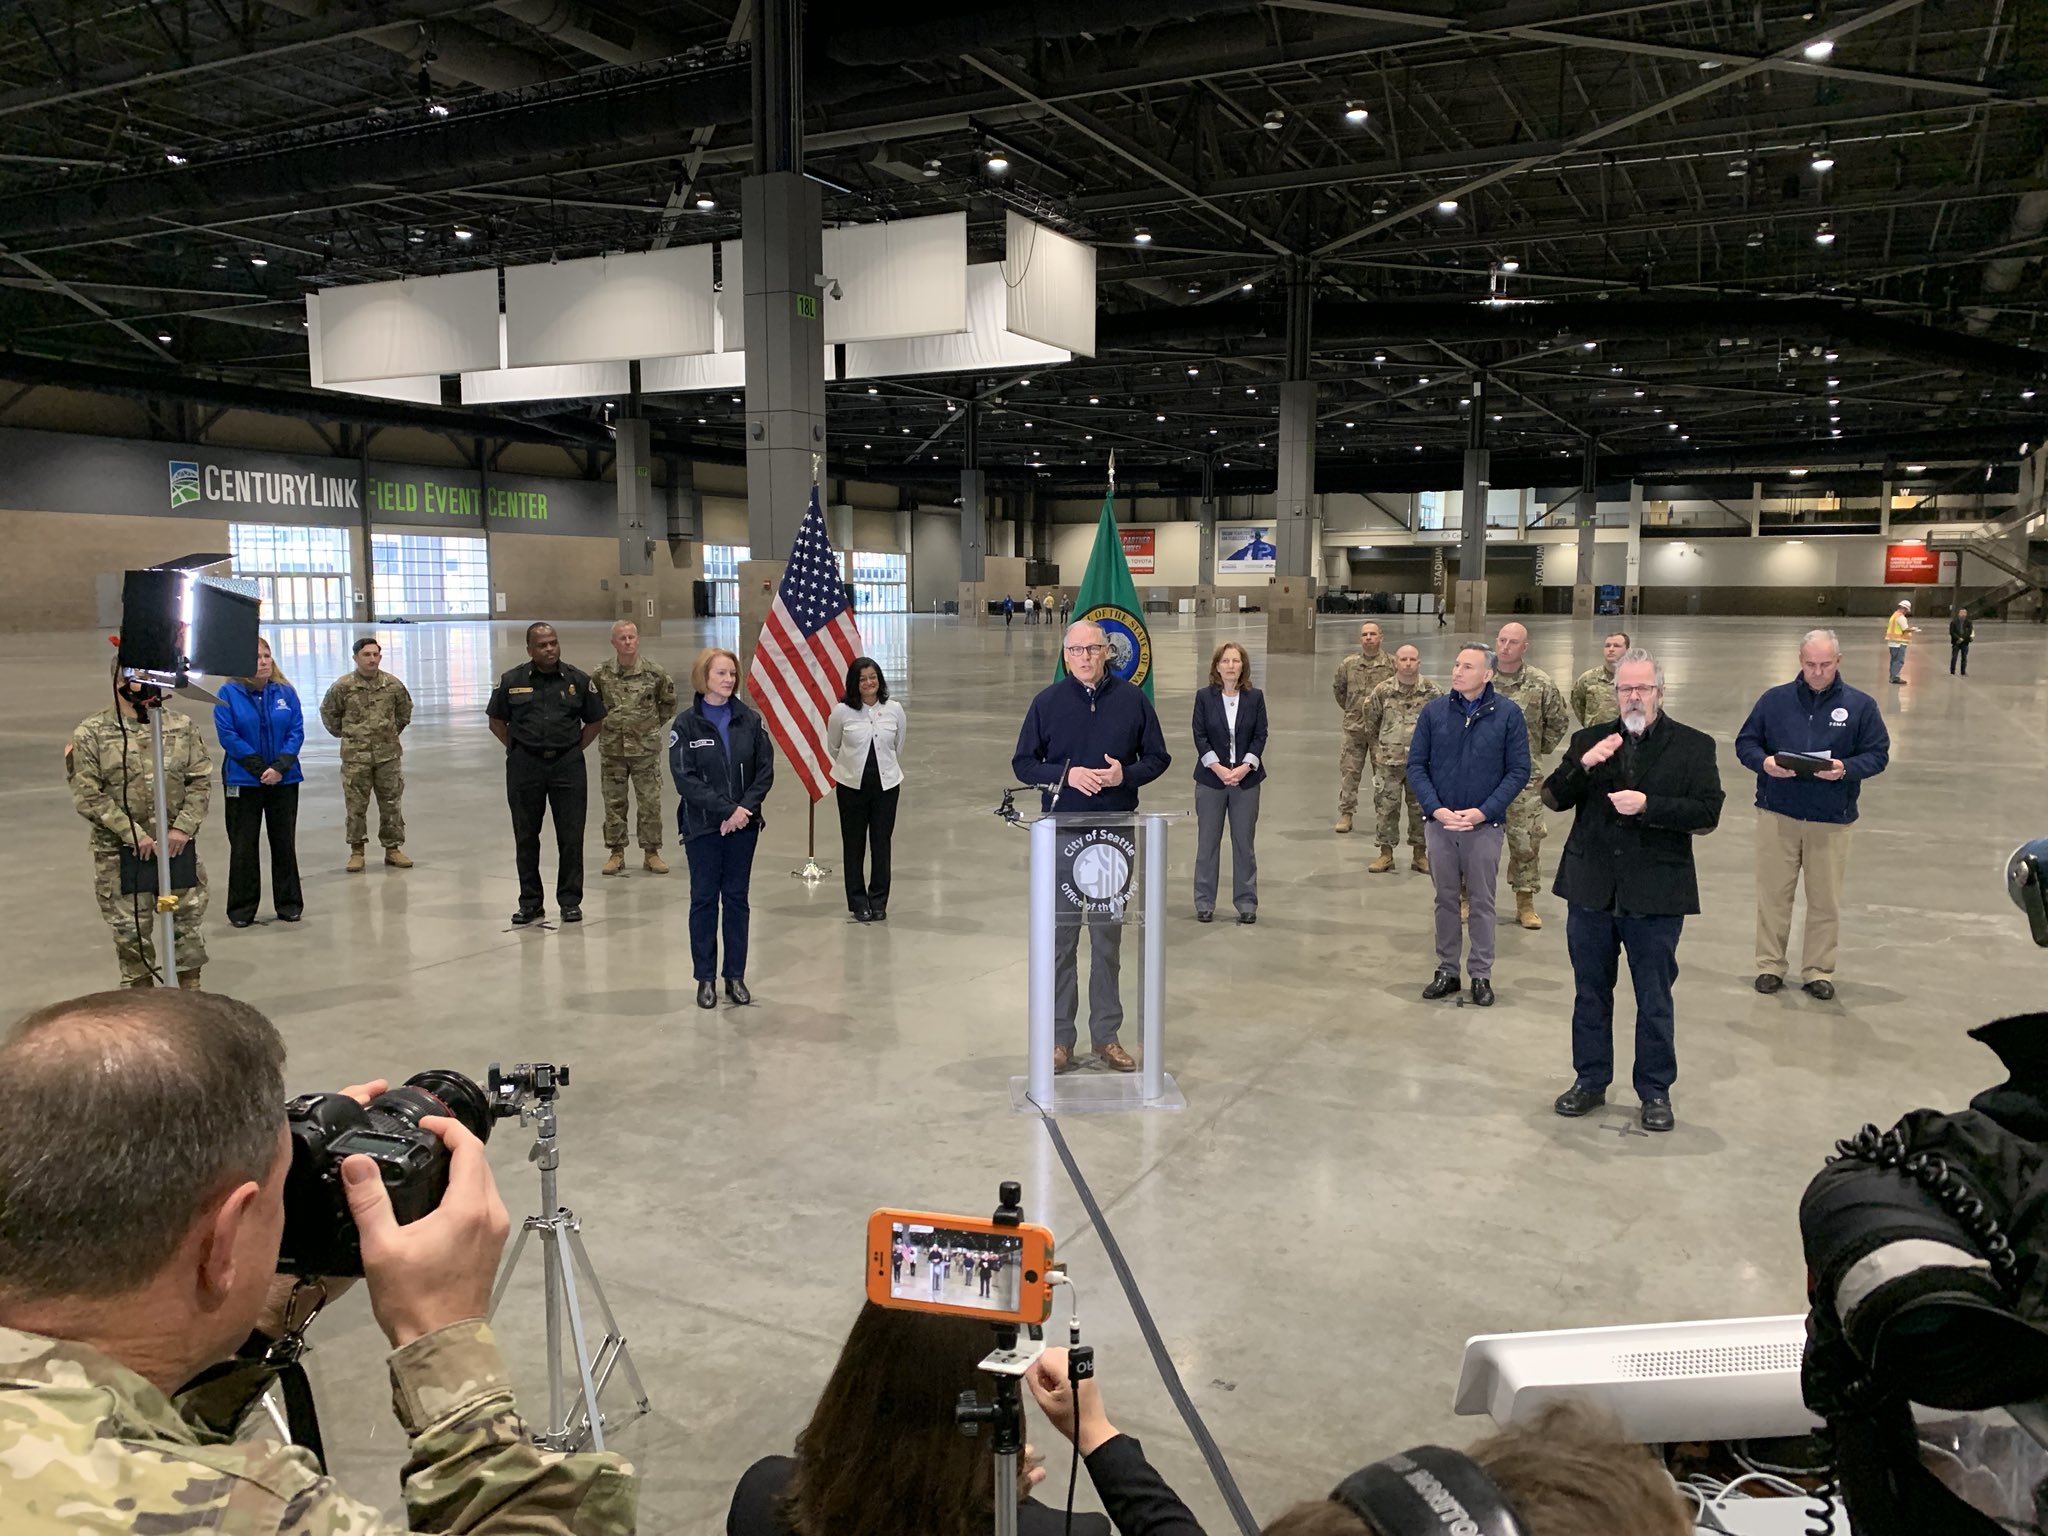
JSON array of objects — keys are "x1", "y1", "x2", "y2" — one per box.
[{"x1": 485, "y1": 1063, "x2": 650, "y2": 1452}]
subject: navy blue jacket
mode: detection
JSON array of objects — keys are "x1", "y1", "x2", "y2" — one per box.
[
  {"x1": 669, "y1": 694, "x2": 775, "y2": 843},
  {"x1": 1733, "y1": 675, "x2": 1890, "y2": 824},
  {"x1": 1191, "y1": 685, "x2": 1268, "y2": 790},
  {"x1": 1011, "y1": 672, "x2": 1171, "y2": 813},
  {"x1": 1406, "y1": 684, "x2": 1530, "y2": 826},
  {"x1": 214, "y1": 680, "x2": 305, "y2": 787}
]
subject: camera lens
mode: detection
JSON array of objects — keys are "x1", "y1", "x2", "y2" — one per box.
[{"x1": 370, "y1": 1070, "x2": 494, "y2": 1143}]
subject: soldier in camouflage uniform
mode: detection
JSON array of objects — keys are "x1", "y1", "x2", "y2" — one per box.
[
  {"x1": 1490, "y1": 621, "x2": 1571, "y2": 929},
  {"x1": 593, "y1": 619, "x2": 679, "y2": 875},
  {"x1": 1358, "y1": 644, "x2": 1442, "y2": 873},
  {"x1": 319, "y1": 637, "x2": 413, "y2": 872},
  {"x1": 0, "y1": 988, "x2": 637, "y2": 1536},
  {"x1": 66, "y1": 671, "x2": 211, "y2": 988},
  {"x1": 1331, "y1": 620, "x2": 1396, "y2": 833},
  {"x1": 1570, "y1": 629, "x2": 1630, "y2": 726}
]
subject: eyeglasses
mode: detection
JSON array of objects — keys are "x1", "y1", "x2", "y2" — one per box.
[
  {"x1": 1064, "y1": 643, "x2": 1106, "y2": 656},
  {"x1": 1615, "y1": 684, "x2": 1660, "y2": 696}
]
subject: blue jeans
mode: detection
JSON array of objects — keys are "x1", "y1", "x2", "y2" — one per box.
[
  {"x1": 684, "y1": 823, "x2": 758, "y2": 981},
  {"x1": 1889, "y1": 643, "x2": 1906, "y2": 681},
  {"x1": 1567, "y1": 904, "x2": 1683, "y2": 1099}
]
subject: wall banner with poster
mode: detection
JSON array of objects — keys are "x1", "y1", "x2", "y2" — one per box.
[
  {"x1": 1118, "y1": 528, "x2": 1155, "y2": 575},
  {"x1": 1884, "y1": 543, "x2": 1943, "y2": 584},
  {"x1": 1218, "y1": 525, "x2": 1277, "y2": 575}
]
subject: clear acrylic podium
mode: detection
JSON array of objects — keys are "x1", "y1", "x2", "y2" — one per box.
[{"x1": 1011, "y1": 810, "x2": 1188, "y2": 1114}]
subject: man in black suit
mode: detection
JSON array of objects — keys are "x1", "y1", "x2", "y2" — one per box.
[{"x1": 1541, "y1": 648, "x2": 1724, "y2": 1133}]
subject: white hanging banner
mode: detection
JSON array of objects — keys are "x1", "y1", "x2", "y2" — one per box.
[
  {"x1": 1004, "y1": 211, "x2": 1097, "y2": 357},
  {"x1": 718, "y1": 238, "x2": 743, "y2": 353},
  {"x1": 841, "y1": 263, "x2": 1069, "y2": 379},
  {"x1": 460, "y1": 316, "x2": 631, "y2": 404},
  {"x1": 504, "y1": 245, "x2": 715, "y2": 368},
  {"x1": 639, "y1": 348, "x2": 838, "y2": 394},
  {"x1": 312, "y1": 269, "x2": 500, "y2": 384},
  {"x1": 304, "y1": 294, "x2": 443, "y2": 403},
  {"x1": 822, "y1": 212, "x2": 967, "y2": 344}
]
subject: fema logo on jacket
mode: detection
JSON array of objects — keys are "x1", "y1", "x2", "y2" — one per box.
[{"x1": 1078, "y1": 603, "x2": 1152, "y2": 690}]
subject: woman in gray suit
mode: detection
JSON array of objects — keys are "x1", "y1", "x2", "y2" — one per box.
[{"x1": 1190, "y1": 641, "x2": 1268, "y2": 924}]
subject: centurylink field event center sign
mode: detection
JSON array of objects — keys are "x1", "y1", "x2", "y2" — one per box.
[{"x1": 4, "y1": 426, "x2": 617, "y2": 537}]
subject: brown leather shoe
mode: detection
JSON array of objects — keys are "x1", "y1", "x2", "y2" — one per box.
[
  {"x1": 1097, "y1": 1041, "x2": 1137, "y2": 1073},
  {"x1": 643, "y1": 850, "x2": 670, "y2": 874},
  {"x1": 1052, "y1": 1044, "x2": 1073, "y2": 1074}
]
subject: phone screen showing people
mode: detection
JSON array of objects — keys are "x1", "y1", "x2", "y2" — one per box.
[{"x1": 888, "y1": 1221, "x2": 1023, "y2": 1314}]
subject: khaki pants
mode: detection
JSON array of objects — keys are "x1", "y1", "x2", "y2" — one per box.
[{"x1": 1754, "y1": 808, "x2": 1855, "y2": 981}]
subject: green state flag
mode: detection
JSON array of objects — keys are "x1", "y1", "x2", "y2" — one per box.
[{"x1": 1057, "y1": 490, "x2": 1154, "y2": 698}]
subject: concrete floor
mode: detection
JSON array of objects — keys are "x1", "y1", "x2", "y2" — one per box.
[{"x1": 6, "y1": 610, "x2": 2046, "y2": 1532}]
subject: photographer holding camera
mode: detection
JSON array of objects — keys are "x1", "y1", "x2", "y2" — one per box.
[{"x1": 0, "y1": 989, "x2": 637, "y2": 1535}]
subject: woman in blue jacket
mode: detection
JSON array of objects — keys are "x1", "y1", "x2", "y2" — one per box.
[
  {"x1": 669, "y1": 647, "x2": 774, "y2": 1010},
  {"x1": 213, "y1": 635, "x2": 305, "y2": 927},
  {"x1": 1191, "y1": 641, "x2": 1268, "y2": 923}
]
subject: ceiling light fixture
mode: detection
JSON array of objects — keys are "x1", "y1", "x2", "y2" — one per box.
[
  {"x1": 249, "y1": 256, "x2": 269, "y2": 267},
  {"x1": 1263, "y1": 109, "x2": 1286, "y2": 131},
  {"x1": 1133, "y1": 226, "x2": 1152, "y2": 244},
  {"x1": 985, "y1": 148, "x2": 1010, "y2": 173},
  {"x1": 1241, "y1": 281, "x2": 1254, "y2": 291},
  {"x1": 1155, "y1": 413, "x2": 1167, "y2": 421},
  {"x1": 1790, "y1": 468, "x2": 1809, "y2": 476},
  {"x1": 1727, "y1": 157, "x2": 1748, "y2": 178},
  {"x1": 1907, "y1": 463, "x2": 1928, "y2": 472},
  {"x1": 1810, "y1": 137, "x2": 1836, "y2": 174},
  {"x1": 1344, "y1": 101, "x2": 1369, "y2": 125},
  {"x1": 922, "y1": 159, "x2": 942, "y2": 178},
  {"x1": 2025, "y1": 388, "x2": 2040, "y2": 400},
  {"x1": 155, "y1": 331, "x2": 172, "y2": 343},
  {"x1": 1824, "y1": 350, "x2": 1840, "y2": 362},
  {"x1": 164, "y1": 151, "x2": 187, "y2": 166},
  {"x1": 425, "y1": 99, "x2": 450, "y2": 118},
  {"x1": 1499, "y1": 257, "x2": 1521, "y2": 273},
  {"x1": 1803, "y1": 38, "x2": 1836, "y2": 61},
  {"x1": 1745, "y1": 230, "x2": 1764, "y2": 248},
  {"x1": 1814, "y1": 222, "x2": 1836, "y2": 246},
  {"x1": 695, "y1": 194, "x2": 716, "y2": 210},
  {"x1": 453, "y1": 225, "x2": 474, "y2": 240},
  {"x1": 1436, "y1": 198, "x2": 1459, "y2": 215}
]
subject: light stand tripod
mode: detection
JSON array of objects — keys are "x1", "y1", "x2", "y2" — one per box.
[
  {"x1": 485, "y1": 1062, "x2": 650, "y2": 1452},
  {"x1": 955, "y1": 1182, "x2": 1045, "y2": 1536}
]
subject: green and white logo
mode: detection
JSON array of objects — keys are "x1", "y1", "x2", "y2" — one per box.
[{"x1": 168, "y1": 460, "x2": 200, "y2": 508}]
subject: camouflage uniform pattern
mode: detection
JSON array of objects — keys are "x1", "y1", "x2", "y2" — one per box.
[
  {"x1": 320, "y1": 671, "x2": 413, "y2": 848},
  {"x1": 1490, "y1": 664, "x2": 1570, "y2": 893},
  {"x1": 592, "y1": 658, "x2": 678, "y2": 851},
  {"x1": 0, "y1": 1318, "x2": 637, "y2": 1536},
  {"x1": 1359, "y1": 676, "x2": 1443, "y2": 847},
  {"x1": 67, "y1": 707, "x2": 211, "y2": 983},
  {"x1": 1332, "y1": 649, "x2": 1397, "y2": 816},
  {"x1": 1571, "y1": 665, "x2": 1618, "y2": 728}
]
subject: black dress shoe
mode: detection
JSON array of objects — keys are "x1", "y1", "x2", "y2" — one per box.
[
  {"x1": 851, "y1": 897, "x2": 871, "y2": 921},
  {"x1": 1470, "y1": 978, "x2": 1494, "y2": 1007},
  {"x1": 696, "y1": 980, "x2": 717, "y2": 1009},
  {"x1": 277, "y1": 911, "x2": 302, "y2": 923},
  {"x1": 1196, "y1": 910, "x2": 1214, "y2": 923},
  {"x1": 511, "y1": 908, "x2": 542, "y2": 926},
  {"x1": 1237, "y1": 911, "x2": 1257, "y2": 925},
  {"x1": 1421, "y1": 970, "x2": 1461, "y2": 1000},
  {"x1": 561, "y1": 906, "x2": 582, "y2": 923},
  {"x1": 1554, "y1": 1083, "x2": 1606, "y2": 1117},
  {"x1": 1803, "y1": 978, "x2": 1836, "y2": 1001},
  {"x1": 870, "y1": 899, "x2": 887, "y2": 922},
  {"x1": 229, "y1": 916, "x2": 254, "y2": 929},
  {"x1": 1640, "y1": 1098, "x2": 1675, "y2": 1132},
  {"x1": 1754, "y1": 972, "x2": 1784, "y2": 994},
  {"x1": 725, "y1": 977, "x2": 752, "y2": 1006}
]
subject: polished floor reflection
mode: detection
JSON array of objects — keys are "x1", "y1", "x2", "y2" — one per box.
[{"x1": 6, "y1": 610, "x2": 2045, "y2": 1533}]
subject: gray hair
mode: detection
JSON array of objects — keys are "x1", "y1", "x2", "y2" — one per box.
[
  {"x1": 1064, "y1": 619, "x2": 1108, "y2": 646},
  {"x1": 1457, "y1": 641, "x2": 1498, "y2": 670},
  {"x1": 0, "y1": 991, "x2": 287, "y2": 1301},
  {"x1": 1800, "y1": 628, "x2": 1842, "y2": 658},
  {"x1": 1614, "y1": 646, "x2": 1665, "y2": 692}
]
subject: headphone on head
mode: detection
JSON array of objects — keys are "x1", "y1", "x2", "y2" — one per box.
[{"x1": 1330, "y1": 1446, "x2": 1527, "y2": 1536}]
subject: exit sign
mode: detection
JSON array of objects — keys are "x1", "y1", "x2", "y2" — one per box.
[{"x1": 795, "y1": 294, "x2": 818, "y2": 318}]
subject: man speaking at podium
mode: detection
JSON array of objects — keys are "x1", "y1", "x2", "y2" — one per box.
[{"x1": 1012, "y1": 620, "x2": 1170, "y2": 1074}]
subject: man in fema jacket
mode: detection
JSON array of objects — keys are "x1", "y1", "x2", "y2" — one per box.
[
  {"x1": 1733, "y1": 627, "x2": 1890, "y2": 1001},
  {"x1": 1406, "y1": 642, "x2": 1530, "y2": 1008},
  {"x1": 1011, "y1": 620, "x2": 1171, "y2": 1074}
]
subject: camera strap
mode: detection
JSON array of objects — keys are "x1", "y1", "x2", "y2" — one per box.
[{"x1": 262, "y1": 1280, "x2": 330, "y2": 1472}]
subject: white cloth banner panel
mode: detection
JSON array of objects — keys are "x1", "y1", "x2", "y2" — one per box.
[
  {"x1": 822, "y1": 212, "x2": 966, "y2": 344},
  {"x1": 842, "y1": 264, "x2": 1069, "y2": 379},
  {"x1": 639, "y1": 348, "x2": 838, "y2": 394},
  {"x1": 1004, "y1": 211, "x2": 1097, "y2": 357},
  {"x1": 314, "y1": 269, "x2": 499, "y2": 383},
  {"x1": 718, "y1": 239, "x2": 742, "y2": 353},
  {"x1": 504, "y1": 245, "x2": 715, "y2": 368},
  {"x1": 305, "y1": 294, "x2": 443, "y2": 403},
  {"x1": 460, "y1": 358, "x2": 629, "y2": 404}
]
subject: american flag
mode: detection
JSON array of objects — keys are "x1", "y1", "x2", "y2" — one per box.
[{"x1": 747, "y1": 486, "x2": 863, "y2": 802}]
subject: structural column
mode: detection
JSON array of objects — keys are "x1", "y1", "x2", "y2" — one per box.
[
  {"x1": 1625, "y1": 481, "x2": 1644, "y2": 615},
  {"x1": 1196, "y1": 452, "x2": 1218, "y2": 611},
  {"x1": 739, "y1": 0, "x2": 822, "y2": 685},
  {"x1": 958, "y1": 397, "x2": 990, "y2": 623},
  {"x1": 1455, "y1": 372, "x2": 1490, "y2": 628},
  {"x1": 1268, "y1": 263, "x2": 1317, "y2": 653},
  {"x1": 1571, "y1": 437, "x2": 1597, "y2": 619},
  {"x1": 614, "y1": 413, "x2": 660, "y2": 635}
]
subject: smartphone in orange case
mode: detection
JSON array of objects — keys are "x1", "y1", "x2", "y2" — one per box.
[{"x1": 866, "y1": 1208, "x2": 1056, "y2": 1325}]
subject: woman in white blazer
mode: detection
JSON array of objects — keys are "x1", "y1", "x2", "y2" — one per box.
[{"x1": 825, "y1": 656, "x2": 907, "y2": 923}]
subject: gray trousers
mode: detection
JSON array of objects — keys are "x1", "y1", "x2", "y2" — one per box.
[
  {"x1": 1193, "y1": 781, "x2": 1260, "y2": 916},
  {"x1": 1424, "y1": 820, "x2": 1505, "y2": 980},
  {"x1": 1054, "y1": 912, "x2": 1124, "y2": 1049}
]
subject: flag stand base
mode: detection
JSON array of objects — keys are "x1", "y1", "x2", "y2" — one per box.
[
  {"x1": 792, "y1": 856, "x2": 830, "y2": 883},
  {"x1": 792, "y1": 801, "x2": 829, "y2": 882}
]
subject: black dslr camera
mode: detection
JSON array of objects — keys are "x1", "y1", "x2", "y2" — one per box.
[{"x1": 277, "y1": 1070, "x2": 496, "y2": 1276}]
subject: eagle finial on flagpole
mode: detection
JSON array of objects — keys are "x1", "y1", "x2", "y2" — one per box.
[
  {"x1": 810, "y1": 451, "x2": 823, "y2": 488},
  {"x1": 1108, "y1": 449, "x2": 1116, "y2": 490}
]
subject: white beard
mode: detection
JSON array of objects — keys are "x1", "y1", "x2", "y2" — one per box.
[{"x1": 1622, "y1": 707, "x2": 1649, "y2": 736}]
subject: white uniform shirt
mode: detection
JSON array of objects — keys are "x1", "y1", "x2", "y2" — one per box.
[{"x1": 825, "y1": 699, "x2": 908, "y2": 791}]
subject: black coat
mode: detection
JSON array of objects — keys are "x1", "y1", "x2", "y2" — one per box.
[
  {"x1": 669, "y1": 694, "x2": 774, "y2": 843},
  {"x1": 1190, "y1": 685, "x2": 1268, "y2": 790},
  {"x1": 1541, "y1": 713, "x2": 1724, "y2": 916}
]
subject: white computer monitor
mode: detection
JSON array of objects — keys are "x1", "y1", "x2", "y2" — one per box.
[{"x1": 1454, "y1": 1314, "x2": 1818, "y2": 1443}]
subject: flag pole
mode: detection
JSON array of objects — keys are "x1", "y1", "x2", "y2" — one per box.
[{"x1": 792, "y1": 451, "x2": 832, "y2": 886}]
